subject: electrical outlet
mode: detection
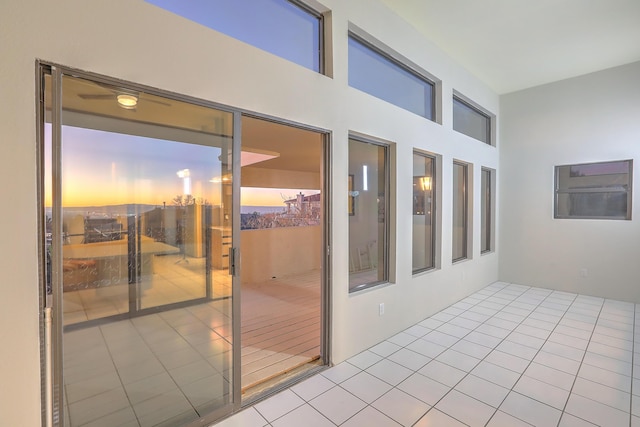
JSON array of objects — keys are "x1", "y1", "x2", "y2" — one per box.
[
  {"x1": 379, "y1": 303, "x2": 385, "y2": 316},
  {"x1": 580, "y1": 268, "x2": 588, "y2": 278}
]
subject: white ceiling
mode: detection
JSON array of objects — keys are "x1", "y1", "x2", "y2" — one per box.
[{"x1": 380, "y1": 0, "x2": 640, "y2": 94}]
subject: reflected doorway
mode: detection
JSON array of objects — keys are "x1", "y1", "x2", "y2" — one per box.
[
  {"x1": 42, "y1": 69, "x2": 237, "y2": 426},
  {"x1": 239, "y1": 116, "x2": 327, "y2": 398}
]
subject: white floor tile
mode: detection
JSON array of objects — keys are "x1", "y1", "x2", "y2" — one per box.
[
  {"x1": 464, "y1": 330, "x2": 503, "y2": 348},
  {"x1": 587, "y1": 341, "x2": 633, "y2": 362},
  {"x1": 406, "y1": 338, "x2": 447, "y2": 359},
  {"x1": 308, "y1": 385, "x2": 366, "y2": 425},
  {"x1": 499, "y1": 392, "x2": 562, "y2": 427},
  {"x1": 270, "y1": 404, "x2": 334, "y2": 427},
  {"x1": 557, "y1": 413, "x2": 598, "y2": 426},
  {"x1": 513, "y1": 375, "x2": 570, "y2": 410},
  {"x1": 341, "y1": 406, "x2": 401, "y2": 427},
  {"x1": 423, "y1": 330, "x2": 460, "y2": 347},
  {"x1": 471, "y1": 361, "x2": 521, "y2": 389},
  {"x1": 414, "y1": 409, "x2": 468, "y2": 426},
  {"x1": 448, "y1": 316, "x2": 482, "y2": 330},
  {"x1": 210, "y1": 408, "x2": 269, "y2": 427},
  {"x1": 571, "y1": 377, "x2": 631, "y2": 412},
  {"x1": 547, "y1": 332, "x2": 589, "y2": 351},
  {"x1": 564, "y1": 393, "x2": 630, "y2": 426},
  {"x1": 369, "y1": 340, "x2": 402, "y2": 357},
  {"x1": 436, "y1": 349, "x2": 481, "y2": 372},
  {"x1": 475, "y1": 324, "x2": 511, "y2": 339},
  {"x1": 455, "y1": 374, "x2": 509, "y2": 408},
  {"x1": 397, "y1": 372, "x2": 451, "y2": 405},
  {"x1": 523, "y1": 362, "x2": 576, "y2": 391},
  {"x1": 451, "y1": 339, "x2": 493, "y2": 360},
  {"x1": 495, "y1": 340, "x2": 538, "y2": 360},
  {"x1": 533, "y1": 351, "x2": 581, "y2": 375},
  {"x1": 341, "y1": 371, "x2": 393, "y2": 404},
  {"x1": 542, "y1": 341, "x2": 585, "y2": 362},
  {"x1": 578, "y1": 362, "x2": 631, "y2": 393},
  {"x1": 582, "y1": 351, "x2": 632, "y2": 376},
  {"x1": 485, "y1": 350, "x2": 530, "y2": 373},
  {"x1": 372, "y1": 388, "x2": 430, "y2": 426},
  {"x1": 254, "y1": 389, "x2": 305, "y2": 422},
  {"x1": 403, "y1": 325, "x2": 430, "y2": 339},
  {"x1": 321, "y1": 362, "x2": 360, "y2": 384},
  {"x1": 347, "y1": 350, "x2": 383, "y2": 370},
  {"x1": 387, "y1": 348, "x2": 431, "y2": 371},
  {"x1": 486, "y1": 411, "x2": 534, "y2": 427},
  {"x1": 436, "y1": 389, "x2": 495, "y2": 427},
  {"x1": 418, "y1": 359, "x2": 467, "y2": 387},
  {"x1": 290, "y1": 373, "x2": 335, "y2": 401},
  {"x1": 366, "y1": 359, "x2": 413, "y2": 386},
  {"x1": 437, "y1": 323, "x2": 473, "y2": 339}
]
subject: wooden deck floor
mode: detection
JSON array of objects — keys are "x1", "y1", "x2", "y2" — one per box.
[{"x1": 240, "y1": 270, "x2": 322, "y2": 391}]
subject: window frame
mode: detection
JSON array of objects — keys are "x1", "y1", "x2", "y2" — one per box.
[
  {"x1": 412, "y1": 150, "x2": 438, "y2": 274},
  {"x1": 348, "y1": 134, "x2": 391, "y2": 293},
  {"x1": 347, "y1": 23, "x2": 442, "y2": 123},
  {"x1": 452, "y1": 160, "x2": 471, "y2": 263},
  {"x1": 480, "y1": 167, "x2": 495, "y2": 254},
  {"x1": 452, "y1": 90, "x2": 495, "y2": 146},
  {"x1": 554, "y1": 159, "x2": 633, "y2": 220}
]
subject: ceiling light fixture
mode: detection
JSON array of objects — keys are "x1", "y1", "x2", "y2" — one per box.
[{"x1": 117, "y1": 94, "x2": 138, "y2": 109}]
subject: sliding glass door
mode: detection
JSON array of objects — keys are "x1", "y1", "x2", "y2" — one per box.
[{"x1": 41, "y1": 67, "x2": 239, "y2": 426}]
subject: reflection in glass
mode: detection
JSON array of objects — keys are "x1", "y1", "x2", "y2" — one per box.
[
  {"x1": 555, "y1": 160, "x2": 632, "y2": 219},
  {"x1": 348, "y1": 138, "x2": 388, "y2": 292},
  {"x1": 412, "y1": 153, "x2": 435, "y2": 273},
  {"x1": 452, "y1": 162, "x2": 468, "y2": 262},
  {"x1": 348, "y1": 35, "x2": 434, "y2": 120},
  {"x1": 49, "y1": 74, "x2": 234, "y2": 426},
  {"x1": 146, "y1": 0, "x2": 322, "y2": 72},
  {"x1": 453, "y1": 96, "x2": 491, "y2": 144}
]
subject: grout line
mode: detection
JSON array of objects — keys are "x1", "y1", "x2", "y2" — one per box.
[{"x1": 554, "y1": 295, "x2": 604, "y2": 427}]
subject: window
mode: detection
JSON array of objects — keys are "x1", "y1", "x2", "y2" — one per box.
[
  {"x1": 349, "y1": 137, "x2": 389, "y2": 292},
  {"x1": 481, "y1": 167, "x2": 495, "y2": 253},
  {"x1": 555, "y1": 160, "x2": 632, "y2": 220},
  {"x1": 452, "y1": 161, "x2": 470, "y2": 262},
  {"x1": 348, "y1": 29, "x2": 438, "y2": 120},
  {"x1": 412, "y1": 151, "x2": 436, "y2": 273},
  {"x1": 453, "y1": 92, "x2": 494, "y2": 145},
  {"x1": 146, "y1": 0, "x2": 324, "y2": 72}
]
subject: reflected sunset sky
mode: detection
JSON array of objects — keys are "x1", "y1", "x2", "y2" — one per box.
[{"x1": 45, "y1": 125, "x2": 319, "y2": 209}]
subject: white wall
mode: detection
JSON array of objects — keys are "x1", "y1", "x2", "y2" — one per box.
[
  {"x1": 0, "y1": 0, "x2": 499, "y2": 424},
  {"x1": 500, "y1": 61, "x2": 640, "y2": 302}
]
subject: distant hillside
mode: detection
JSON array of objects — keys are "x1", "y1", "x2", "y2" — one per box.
[{"x1": 46, "y1": 204, "x2": 165, "y2": 217}]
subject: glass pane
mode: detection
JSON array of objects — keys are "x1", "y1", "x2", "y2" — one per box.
[
  {"x1": 453, "y1": 97, "x2": 490, "y2": 144},
  {"x1": 59, "y1": 75, "x2": 234, "y2": 425},
  {"x1": 146, "y1": 0, "x2": 321, "y2": 71},
  {"x1": 555, "y1": 160, "x2": 632, "y2": 219},
  {"x1": 452, "y1": 162, "x2": 467, "y2": 261},
  {"x1": 481, "y1": 169, "x2": 491, "y2": 252},
  {"x1": 557, "y1": 192, "x2": 628, "y2": 218},
  {"x1": 412, "y1": 153, "x2": 435, "y2": 273},
  {"x1": 348, "y1": 36, "x2": 434, "y2": 119},
  {"x1": 349, "y1": 139, "x2": 387, "y2": 291}
]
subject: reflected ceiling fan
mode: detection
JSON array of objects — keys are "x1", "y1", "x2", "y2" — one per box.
[{"x1": 77, "y1": 89, "x2": 171, "y2": 110}]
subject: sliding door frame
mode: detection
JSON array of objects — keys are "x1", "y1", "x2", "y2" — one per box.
[{"x1": 38, "y1": 62, "x2": 332, "y2": 426}]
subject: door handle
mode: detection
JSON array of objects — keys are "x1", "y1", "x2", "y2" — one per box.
[{"x1": 228, "y1": 247, "x2": 237, "y2": 276}]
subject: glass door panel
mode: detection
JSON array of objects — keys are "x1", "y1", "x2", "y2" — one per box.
[{"x1": 53, "y1": 73, "x2": 235, "y2": 426}]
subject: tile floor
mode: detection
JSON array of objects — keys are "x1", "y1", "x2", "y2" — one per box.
[{"x1": 215, "y1": 282, "x2": 640, "y2": 427}]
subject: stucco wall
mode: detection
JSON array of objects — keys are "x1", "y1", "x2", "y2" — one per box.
[
  {"x1": 499, "y1": 61, "x2": 640, "y2": 302},
  {"x1": 0, "y1": 0, "x2": 499, "y2": 424}
]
